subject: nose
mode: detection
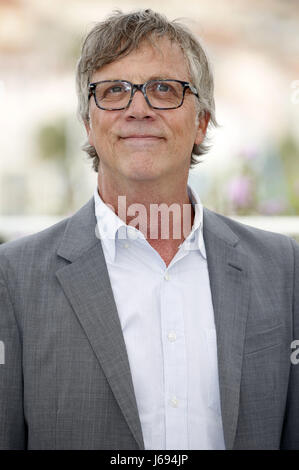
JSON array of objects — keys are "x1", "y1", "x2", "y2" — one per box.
[{"x1": 124, "y1": 89, "x2": 155, "y2": 119}]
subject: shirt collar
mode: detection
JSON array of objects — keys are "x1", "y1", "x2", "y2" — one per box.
[
  {"x1": 94, "y1": 183, "x2": 206, "y2": 262},
  {"x1": 94, "y1": 187, "x2": 125, "y2": 262},
  {"x1": 94, "y1": 188, "x2": 146, "y2": 262},
  {"x1": 183, "y1": 184, "x2": 206, "y2": 259}
]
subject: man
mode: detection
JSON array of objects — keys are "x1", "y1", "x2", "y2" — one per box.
[{"x1": 0, "y1": 9, "x2": 298, "y2": 450}]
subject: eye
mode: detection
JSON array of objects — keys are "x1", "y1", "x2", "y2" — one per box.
[
  {"x1": 156, "y1": 82, "x2": 171, "y2": 93},
  {"x1": 107, "y1": 85, "x2": 126, "y2": 94},
  {"x1": 149, "y1": 81, "x2": 179, "y2": 97},
  {"x1": 100, "y1": 82, "x2": 131, "y2": 99}
]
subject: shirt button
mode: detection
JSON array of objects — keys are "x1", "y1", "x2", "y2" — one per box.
[
  {"x1": 167, "y1": 331, "x2": 177, "y2": 342},
  {"x1": 170, "y1": 397, "x2": 179, "y2": 408},
  {"x1": 127, "y1": 227, "x2": 137, "y2": 239},
  {"x1": 164, "y1": 272, "x2": 170, "y2": 281}
]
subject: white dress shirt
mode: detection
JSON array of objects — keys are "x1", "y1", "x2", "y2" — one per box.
[{"x1": 94, "y1": 184, "x2": 225, "y2": 450}]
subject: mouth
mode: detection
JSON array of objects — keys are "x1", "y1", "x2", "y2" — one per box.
[
  {"x1": 121, "y1": 135, "x2": 163, "y2": 140},
  {"x1": 119, "y1": 135, "x2": 165, "y2": 147}
]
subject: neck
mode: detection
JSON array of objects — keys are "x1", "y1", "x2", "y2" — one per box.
[{"x1": 97, "y1": 174, "x2": 195, "y2": 243}]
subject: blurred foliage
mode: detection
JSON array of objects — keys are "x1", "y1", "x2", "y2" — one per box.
[
  {"x1": 36, "y1": 116, "x2": 74, "y2": 214},
  {"x1": 279, "y1": 134, "x2": 299, "y2": 214},
  {"x1": 206, "y1": 134, "x2": 299, "y2": 216},
  {"x1": 37, "y1": 118, "x2": 67, "y2": 161},
  {"x1": 225, "y1": 156, "x2": 259, "y2": 216}
]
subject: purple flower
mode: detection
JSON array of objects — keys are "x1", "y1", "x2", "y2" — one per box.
[
  {"x1": 227, "y1": 176, "x2": 253, "y2": 208},
  {"x1": 258, "y1": 200, "x2": 286, "y2": 215}
]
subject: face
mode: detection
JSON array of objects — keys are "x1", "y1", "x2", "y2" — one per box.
[{"x1": 85, "y1": 37, "x2": 209, "y2": 187}]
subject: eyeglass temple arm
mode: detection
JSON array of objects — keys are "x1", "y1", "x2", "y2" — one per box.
[
  {"x1": 88, "y1": 82, "x2": 98, "y2": 99},
  {"x1": 185, "y1": 83, "x2": 198, "y2": 97}
]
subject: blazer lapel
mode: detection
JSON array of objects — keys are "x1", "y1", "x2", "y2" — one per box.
[
  {"x1": 203, "y1": 208, "x2": 250, "y2": 450},
  {"x1": 55, "y1": 198, "x2": 145, "y2": 450}
]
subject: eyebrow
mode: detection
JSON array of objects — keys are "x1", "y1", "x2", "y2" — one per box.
[{"x1": 146, "y1": 75, "x2": 174, "y2": 81}]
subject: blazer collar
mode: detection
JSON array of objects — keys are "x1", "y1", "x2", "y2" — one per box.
[
  {"x1": 57, "y1": 198, "x2": 98, "y2": 262},
  {"x1": 203, "y1": 207, "x2": 239, "y2": 247},
  {"x1": 93, "y1": 184, "x2": 207, "y2": 262},
  {"x1": 57, "y1": 198, "x2": 240, "y2": 263}
]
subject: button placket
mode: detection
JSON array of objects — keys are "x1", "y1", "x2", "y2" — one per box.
[{"x1": 160, "y1": 271, "x2": 188, "y2": 449}]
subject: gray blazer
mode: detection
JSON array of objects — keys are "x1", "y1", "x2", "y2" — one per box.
[{"x1": 0, "y1": 197, "x2": 298, "y2": 450}]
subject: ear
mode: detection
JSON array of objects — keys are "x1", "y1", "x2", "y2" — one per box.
[
  {"x1": 83, "y1": 118, "x2": 94, "y2": 147},
  {"x1": 194, "y1": 111, "x2": 210, "y2": 146}
]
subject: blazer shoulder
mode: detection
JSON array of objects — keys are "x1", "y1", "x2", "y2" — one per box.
[
  {"x1": 0, "y1": 216, "x2": 70, "y2": 265},
  {"x1": 203, "y1": 207, "x2": 297, "y2": 261},
  {"x1": 0, "y1": 197, "x2": 96, "y2": 272}
]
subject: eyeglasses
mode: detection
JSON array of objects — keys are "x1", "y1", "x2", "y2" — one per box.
[{"x1": 88, "y1": 79, "x2": 199, "y2": 111}]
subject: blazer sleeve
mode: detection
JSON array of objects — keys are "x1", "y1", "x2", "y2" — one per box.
[
  {"x1": 280, "y1": 237, "x2": 299, "y2": 449},
  {"x1": 0, "y1": 265, "x2": 26, "y2": 449}
]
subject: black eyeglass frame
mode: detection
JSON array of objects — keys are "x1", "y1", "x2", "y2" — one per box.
[{"x1": 88, "y1": 79, "x2": 199, "y2": 111}]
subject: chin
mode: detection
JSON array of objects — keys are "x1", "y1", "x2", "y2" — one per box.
[
  {"x1": 119, "y1": 154, "x2": 164, "y2": 178},
  {"x1": 123, "y1": 168, "x2": 162, "y2": 182}
]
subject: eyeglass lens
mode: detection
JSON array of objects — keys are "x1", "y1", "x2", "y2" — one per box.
[{"x1": 93, "y1": 80, "x2": 184, "y2": 109}]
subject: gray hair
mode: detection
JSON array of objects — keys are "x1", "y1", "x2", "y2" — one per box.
[{"x1": 76, "y1": 9, "x2": 218, "y2": 171}]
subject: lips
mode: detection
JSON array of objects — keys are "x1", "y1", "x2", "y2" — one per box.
[
  {"x1": 121, "y1": 135, "x2": 163, "y2": 139},
  {"x1": 120, "y1": 135, "x2": 164, "y2": 147}
]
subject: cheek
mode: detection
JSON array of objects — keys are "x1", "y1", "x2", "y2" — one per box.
[
  {"x1": 89, "y1": 117, "x2": 119, "y2": 157},
  {"x1": 89, "y1": 116, "x2": 106, "y2": 144},
  {"x1": 172, "y1": 118, "x2": 197, "y2": 148}
]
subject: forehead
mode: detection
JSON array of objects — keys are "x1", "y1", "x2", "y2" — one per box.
[{"x1": 91, "y1": 37, "x2": 191, "y2": 82}]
